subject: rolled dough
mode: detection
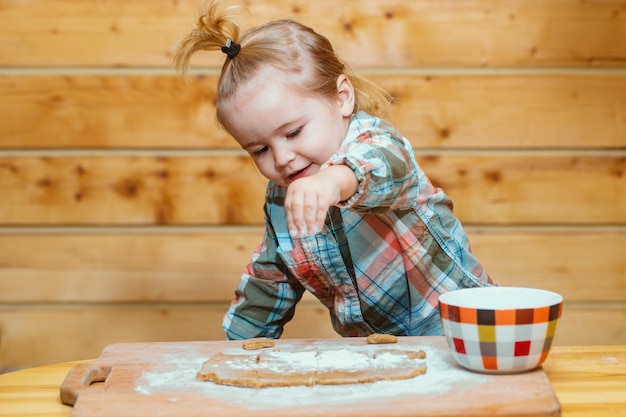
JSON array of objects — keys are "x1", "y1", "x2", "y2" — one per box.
[{"x1": 197, "y1": 346, "x2": 427, "y2": 388}]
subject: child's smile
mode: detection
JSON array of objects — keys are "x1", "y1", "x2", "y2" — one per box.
[{"x1": 288, "y1": 163, "x2": 314, "y2": 182}]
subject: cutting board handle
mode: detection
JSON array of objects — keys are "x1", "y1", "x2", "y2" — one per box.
[{"x1": 60, "y1": 362, "x2": 112, "y2": 406}]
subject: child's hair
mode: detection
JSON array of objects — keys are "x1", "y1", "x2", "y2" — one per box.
[{"x1": 173, "y1": 0, "x2": 392, "y2": 132}]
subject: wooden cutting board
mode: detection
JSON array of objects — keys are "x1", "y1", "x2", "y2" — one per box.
[{"x1": 60, "y1": 336, "x2": 561, "y2": 417}]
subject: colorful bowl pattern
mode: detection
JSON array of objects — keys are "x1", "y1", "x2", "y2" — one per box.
[{"x1": 439, "y1": 287, "x2": 563, "y2": 373}]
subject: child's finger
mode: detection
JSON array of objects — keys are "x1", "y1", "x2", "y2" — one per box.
[
  {"x1": 285, "y1": 190, "x2": 303, "y2": 238},
  {"x1": 302, "y1": 193, "x2": 320, "y2": 236},
  {"x1": 313, "y1": 199, "x2": 327, "y2": 235}
]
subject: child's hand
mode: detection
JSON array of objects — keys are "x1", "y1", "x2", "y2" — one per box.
[{"x1": 285, "y1": 165, "x2": 358, "y2": 238}]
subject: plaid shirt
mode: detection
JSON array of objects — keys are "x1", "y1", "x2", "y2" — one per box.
[{"x1": 223, "y1": 111, "x2": 492, "y2": 339}]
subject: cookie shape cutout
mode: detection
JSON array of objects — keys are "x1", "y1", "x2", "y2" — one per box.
[
  {"x1": 197, "y1": 347, "x2": 427, "y2": 388},
  {"x1": 367, "y1": 333, "x2": 398, "y2": 344},
  {"x1": 242, "y1": 338, "x2": 275, "y2": 350}
]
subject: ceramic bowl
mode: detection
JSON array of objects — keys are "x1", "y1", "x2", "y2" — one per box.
[{"x1": 438, "y1": 286, "x2": 563, "y2": 373}]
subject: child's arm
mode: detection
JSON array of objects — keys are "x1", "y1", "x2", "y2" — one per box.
[
  {"x1": 327, "y1": 129, "x2": 425, "y2": 212},
  {"x1": 223, "y1": 224, "x2": 306, "y2": 339},
  {"x1": 223, "y1": 265, "x2": 304, "y2": 339},
  {"x1": 285, "y1": 164, "x2": 358, "y2": 238}
]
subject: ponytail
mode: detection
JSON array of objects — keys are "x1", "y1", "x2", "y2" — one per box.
[{"x1": 173, "y1": 1, "x2": 242, "y2": 77}]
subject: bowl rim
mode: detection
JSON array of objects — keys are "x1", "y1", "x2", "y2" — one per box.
[{"x1": 438, "y1": 286, "x2": 563, "y2": 309}]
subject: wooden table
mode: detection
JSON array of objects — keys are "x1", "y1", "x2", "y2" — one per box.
[{"x1": 0, "y1": 345, "x2": 624, "y2": 417}]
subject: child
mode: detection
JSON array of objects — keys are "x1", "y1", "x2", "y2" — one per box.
[{"x1": 174, "y1": 0, "x2": 493, "y2": 340}]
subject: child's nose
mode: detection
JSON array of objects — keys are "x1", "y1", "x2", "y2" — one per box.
[{"x1": 274, "y1": 146, "x2": 295, "y2": 168}]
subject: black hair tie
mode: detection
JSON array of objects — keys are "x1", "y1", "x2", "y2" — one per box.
[{"x1": 221, "y1": 38, "x2": 241, "y2": 59}]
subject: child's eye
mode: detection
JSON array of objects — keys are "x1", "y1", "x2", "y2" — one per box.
[
  {"x1": 252, "y1": 146, "x2": 268, "y2": 156},
  {"x1": 286, "y1": 126, "x2": 302, "y2": 138}
]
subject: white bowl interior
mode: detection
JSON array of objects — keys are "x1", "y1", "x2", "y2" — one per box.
[{"x1": 438, "y1": 287, "x2": 562, "y2": 309}]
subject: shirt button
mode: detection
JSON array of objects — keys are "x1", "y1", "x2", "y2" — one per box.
[{"x1": 340, "y1": 284, "x2": 352, "y2": 294}]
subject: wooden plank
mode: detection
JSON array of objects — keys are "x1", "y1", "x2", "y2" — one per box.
[
  {"x1": 1, "y1": 0, "x2": 625, "y2": 67},
  {"x1": 543, "y1": 345, "x2": 626, "y2": 416},
  {"x1": 0, "y1": 228, "x2": 623, "y2": 303},
  {"x1": 0, "y1": 155, "x2": 268, "y2": 225},
  {"x1": 0, "y1": 75, "x2": 231, "y2": 149},
  {"x1": 0, "y1": 231, "x2": 260, "y2": 303},
  {"x1": 468, "y1": 229, "x2": 626, "y2": 302},
  {"x1": 421, "y1": 153, "x2": 626, "y2": 225},
  {"x1": 2, "y1": 73, "x2": 626, "y2": 149},
  {"x1": 384, "y1": 74, "x2": 626, "y2": 150},
  {"x1": 555, "y1": 306, "x2": 626, "y2": 347},
  {"x1": 0, "y1": 154, "x2": 624, "y2": 225},
  {"x1": 0, "y1": 304, "x2": 338, "y2": 368},
  {"x1": 0, "y1": 303, "x2": 622, "y2": 368}
]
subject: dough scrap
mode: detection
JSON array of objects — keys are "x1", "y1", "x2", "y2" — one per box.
[
  {"x1": 367, "y1": 333, "x2": 398, "y2": 344},
  {"x1": 242, "y1": 338, "x2": 275, "y2": 350},
  {"x1": 197, "y1": 346, "x2": 427, "y2": 388}
]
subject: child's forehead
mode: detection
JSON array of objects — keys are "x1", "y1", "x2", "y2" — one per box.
[
  {"x1": 229, "y1": 68, "x2": 314, "y2": 105},
  {"x1": 238, "y1": 65, "x2": 303, "y2": 90},
  {"x1": 220, "y1": 77, "x2": 311, "y2": 135}
]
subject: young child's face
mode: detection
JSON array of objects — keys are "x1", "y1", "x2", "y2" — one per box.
[{"x1": 223, "y1": 66, "x2": 354, "y2": 187}]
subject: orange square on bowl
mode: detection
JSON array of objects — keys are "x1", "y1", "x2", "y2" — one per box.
[
  {"x1": 534, "y1": 306, "x2": 550, "y2": 323},
  {"x1": 460, "y1": 307, "x2": 477, "y2": 324},
  {"x1": 482, "y1": 356, "x2": 498, "y2": 370},
  {"x1": 495, "y1": 309, "x2": 517, "y2": 325}
]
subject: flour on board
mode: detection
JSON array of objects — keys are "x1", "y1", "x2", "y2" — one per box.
[{"x1": 135, "y1": 342, "x2": 486, "y2": 410}]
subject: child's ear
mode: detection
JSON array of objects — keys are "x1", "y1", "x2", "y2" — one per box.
[{"x1": 336, "y1": 74, "x2": 356, "y2": 117}]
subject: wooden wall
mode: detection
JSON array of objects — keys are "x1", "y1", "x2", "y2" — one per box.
[{"x1": 0, "y1": 0, "x2": 625, "y2": 370}]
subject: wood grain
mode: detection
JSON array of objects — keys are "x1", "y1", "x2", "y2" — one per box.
[
  {"x1": 0, "y1": 304, "x2": 338, "y2": 368},
  {"x1": 0, "y1": 155, "x2": 267, "y2": 225},
  {"x1": 542, "y1": 345, "x2": 626, "y2": 417},
  {"x1": 1, "y1": 0, "x2": 624, "y2": 67},
  {"x1": 0, "y1": 228, "x2": 623, "y2": 303},
  {"x1": 0, "y1": 75, "x2": 229, "y2": 149},
  {"x1": 1, "y1": 154, "x2": 624, "y2": 225},
  {"x1": 2, "y1": 73, "x2": 625, "y2": 149},
  {"x1": 0, "y1": 303, "x2": 622, "y2": 368}
]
